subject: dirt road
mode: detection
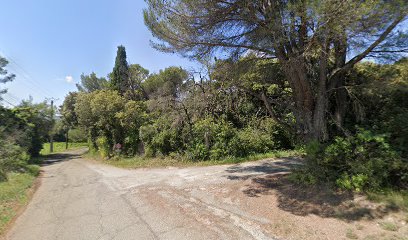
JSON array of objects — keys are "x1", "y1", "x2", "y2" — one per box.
[{"x1": 4, "y1": 149, "x2": 407, "y2": 240}]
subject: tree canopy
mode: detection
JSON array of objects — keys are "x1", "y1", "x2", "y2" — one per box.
[
  {"x1": 0, "y1": 56, "x2": 15, "y2": 100},
  {"x1": 144, "y1": 0, "x2": 408, "y2": 141},
  {"x1": 76, "y1": 72, "x2": 108, "y2": 92},
  {"x1": 110, "y1": 45, "x2": 130, "y2": 95}
]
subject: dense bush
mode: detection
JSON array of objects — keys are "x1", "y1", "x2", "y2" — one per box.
[
  {"x1": 292, "y1": 130, "x2": 407, "y2": 191},
  {"x1": 0, "y1": 104, "x2": 52, "y2": 182},
  {"x1": 139, "y1": 119, "x2": 180, "y2": 157},
  {"x1": 0, "y1": 134, "x2": 31, "y2": 181},
  {"x1": 68, "y1": 128, "x2": 88, "y2": 143},
  {"x1": 188, "y1": 118, "x2": 236, "y2": 160},
  {"x1": 96, "y1": 136, "x2": 110, "y2": 158},
  {"x1": 230, "y1": 118, "x2": 287, "y2": 157},
  {"x1": 231, "y1": 127, "x2": 274, "y2": 157},
  {"x1": 349, "y1": 60, "x2": 408, "y2": 158},
  {"x1": 139, "y1": 116, "x2": 291, "y2": 161}
]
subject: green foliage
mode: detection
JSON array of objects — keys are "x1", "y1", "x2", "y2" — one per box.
[
  {"x1": 110, "y1": 45, "x2": 129, "y2": 95},
  {"x1": 60, "y1": 92, "x2": 78, "y2": 130},
  {"x1": 143, "y1": 66, "x2": 188, "y2": 98},
  {"x1": 0, "y1": 100, "x2": 52, "y2": 182},
  {"x1": 117, "y1": 101, "x2": 147, "y2": 155},
  {"x1": 0, "y1": 128, "x2": 33, "y2": 182},
  {"x1": 68, "y1": 128, "x2": 87, "y2": 143},
  {"x1": 96, "y1": 136, "x2": 110, "y2": 158},
  {"x1": 188, "y1": 117, "x2": 236, "y2": 160},
  {"x1": 0, "y1": 56, "x2": 15, "y2": 100},
  {"x1": 62, "y1": 42, "x2": 407, "y2": 196},
  {"x1": 76, "y1": 73, "x2": 108, "y2": 93},
  {"x1": 231, "y1": 127, "x2": 274, "y2": 157},
  {"x1": 293, "y1": 130, "x2": 407, "y2": 191},
  {"x1": 40, "y1": 142, "x2": 88, "y2": 155},
  {"x1": 75, "y1": 90, "x2": 148, "y2": 156},
  {"x1": 140, "y1": 118, "x2": 180, "y2": 157},
  {"x1": 126, "y1": 64, "x2": 149, "y2": 100},
  {"x1": 336, "y1": 174, "x2": 369, "y2": 192},
  {"x1": 138, "y1": 115, "x2": 288, "y2": 161},
  {"x1": 349, "y1": 59, "x2": 408, "y2": 157},
  {"x1": 0, "y1": 172, "x2": 36, "y2": 234}
]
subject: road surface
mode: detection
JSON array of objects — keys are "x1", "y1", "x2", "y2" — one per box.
[{"x1": 5, "y1": 149, "x2": 299, "y2": 240}]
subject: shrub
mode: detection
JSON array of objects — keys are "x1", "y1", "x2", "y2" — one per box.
[
  {"x1": 0, "y1": 140, "x2": 30, "y2": 182},
  {"x1": 140, "y1": 123, "x2": 180, "y2": 156},
  {"x1": 186, "y1": 143, "x2": 209, "y2": 161},
  {"x1": 68, "y1": 128, "x2": 87, "y2": 142},
  {"x1": 96, "y1": 136, "x2": 110, "y2": 158},
  {"x1": 231, "y1": 127, "x2": 274, "y2": 157},
  {"x1": 292, "y1": 130, "x2": 407, "y2": 191},
  {"x1": 187, "y1": 117, "x2": 236, "y2": 160}
]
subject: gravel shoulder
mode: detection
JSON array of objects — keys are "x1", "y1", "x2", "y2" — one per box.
[{"x1": 4, "y1": 149, "x2": 407, "y2": 240}]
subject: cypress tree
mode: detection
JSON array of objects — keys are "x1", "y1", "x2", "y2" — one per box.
[{"x1": 111, "y1": 45, "x2": 129, "y2": 95}]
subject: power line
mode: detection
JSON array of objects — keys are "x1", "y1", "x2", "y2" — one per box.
[
  {"x1": 0, "y1": 50, "x2": 54, "y2": 98},
  {"x1": 0, "y1": 97, "x2": 17, "y2": 107},
  {"x1": 4, "y1": 92, "x2": 21, "y2": 103},
  {"x1": 0, "y1": 96, "x2": 53, "y2": 120},
  {"x1": 4, "y1": 53, "x2": 54, "y2": 97},
  {"x1": 2, "y1": 94, "x2": 18, "y2": 104},
  {"x1": 6, "y1": 60, "x2": 53, "y2": 98}
]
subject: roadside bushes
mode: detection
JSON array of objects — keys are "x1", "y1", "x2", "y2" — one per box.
[
  {"x1": 187, "y1": 118, "x2": 236, "y2": 160},
  {"x1": 75, "y1": 90, "x2": 148, "y2": 157},
  {"x1": 140, "y1": 116, "x2": 291, "y2": 161},
  {"x1": 68, "y1": 128, "x2": 87, "y2": 143},
  {"x1": 0, "y1": 137, "x2": 32, "y2": 181},
  {"x1": 0, "y1": 105, "x2": 50, "y2": 182},
  {"x1": 291, "y1": 130, "x2": 407, "y2": 191},
  {"x1": 96, "y1": 136, "x2": 110, "y2": 158},
  {"x1": 139, "y1": 118, "x2": 181, "y2": 157},
  {"x1": 230, "y1": 118, "x2": 287, "y2": 157}
]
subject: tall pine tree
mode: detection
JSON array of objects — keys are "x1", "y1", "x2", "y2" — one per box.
[{"x1": 110, "y1": 46, "x2": 129, "y2": 95}]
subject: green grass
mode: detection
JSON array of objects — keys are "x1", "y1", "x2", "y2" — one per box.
[
  {"x1": 367, "y1": 190, "x2": 408, "y2": 212},
  {"x1": 0, "y1": 172, "x2": 37, "y2": 235},
  {"x1": 89, "y1": 150, "x2": 301, "y2": 169},
  {"x1": 40, "y1": 142, "x2": 88, "y2": 155},
  {"x1": 346, "y1": 229, "x2": 359, "y2": 239},
  {"x1": 379, "y1": 221, "x2": 399, "y2": 232}
]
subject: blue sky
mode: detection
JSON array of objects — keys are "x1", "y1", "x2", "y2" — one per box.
[{"x1": 0, "y1": 0, "x2": 197, "y2": 107}]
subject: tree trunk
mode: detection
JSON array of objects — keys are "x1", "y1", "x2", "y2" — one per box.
[
  {"x1": 281, "y1": 57, "x2": 316, "y2": 142},
  {"x1": 313, "y1": 37, "x2": 330, "y2": 142},
  {"x1": 332, "y1": 35, "x2": 348, "y2": 129},
  {"x1": 65, "y1": 130, "x2": 69, "y2": 150}
]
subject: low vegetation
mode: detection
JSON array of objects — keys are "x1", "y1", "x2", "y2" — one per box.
[
  {"x1": 90, "y1": 150, "x2": 301, "y2": 169},
  {"x1": 40, "y1": 142, "x2": 88, "y2": 155},
  {"x1": 0, "y1": 171, "x2": 39, "y2": 234}
]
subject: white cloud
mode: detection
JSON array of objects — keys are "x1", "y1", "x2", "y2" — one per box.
[{"x1": 65, "y1": 75, "x2": 74, "y2": 83}]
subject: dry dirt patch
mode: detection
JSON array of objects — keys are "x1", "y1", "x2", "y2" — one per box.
[{"x1": 214, "y1": 160, "x2": 408, "y2": 239}]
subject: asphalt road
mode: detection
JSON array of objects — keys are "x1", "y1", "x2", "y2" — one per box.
[{"x1": 5, "y1": 149, "x2": 296, "y2": 240}]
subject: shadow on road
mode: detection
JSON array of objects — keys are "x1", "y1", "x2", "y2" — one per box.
[
  {"x1": 38, "y1": 149, "x2": 87, "y2": 167},
  {"x1": 224, "y1": 157, "x2": 301, "y2": 180},
  {"x1": 223, "y1": 158, "x2": 399, "y2": 222}
]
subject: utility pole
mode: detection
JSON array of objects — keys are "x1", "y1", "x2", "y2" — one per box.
[
  {"x1": 46, "y1": 97, "x2": 58, "y2": 153},
  {"x1": 50, "y1": 99, "x2": 54, "y2": 153}
]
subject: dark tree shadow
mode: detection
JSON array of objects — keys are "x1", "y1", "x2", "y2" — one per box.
[
  {"x1": 224, "y1": 157, "x2": 302, "y2": 181},
  {"x1": 224, "y1": 158, "x2": 399, "y2": 221},
  {"x1": 39, "y1": 151, "x2": 85, "y2": 166}
]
